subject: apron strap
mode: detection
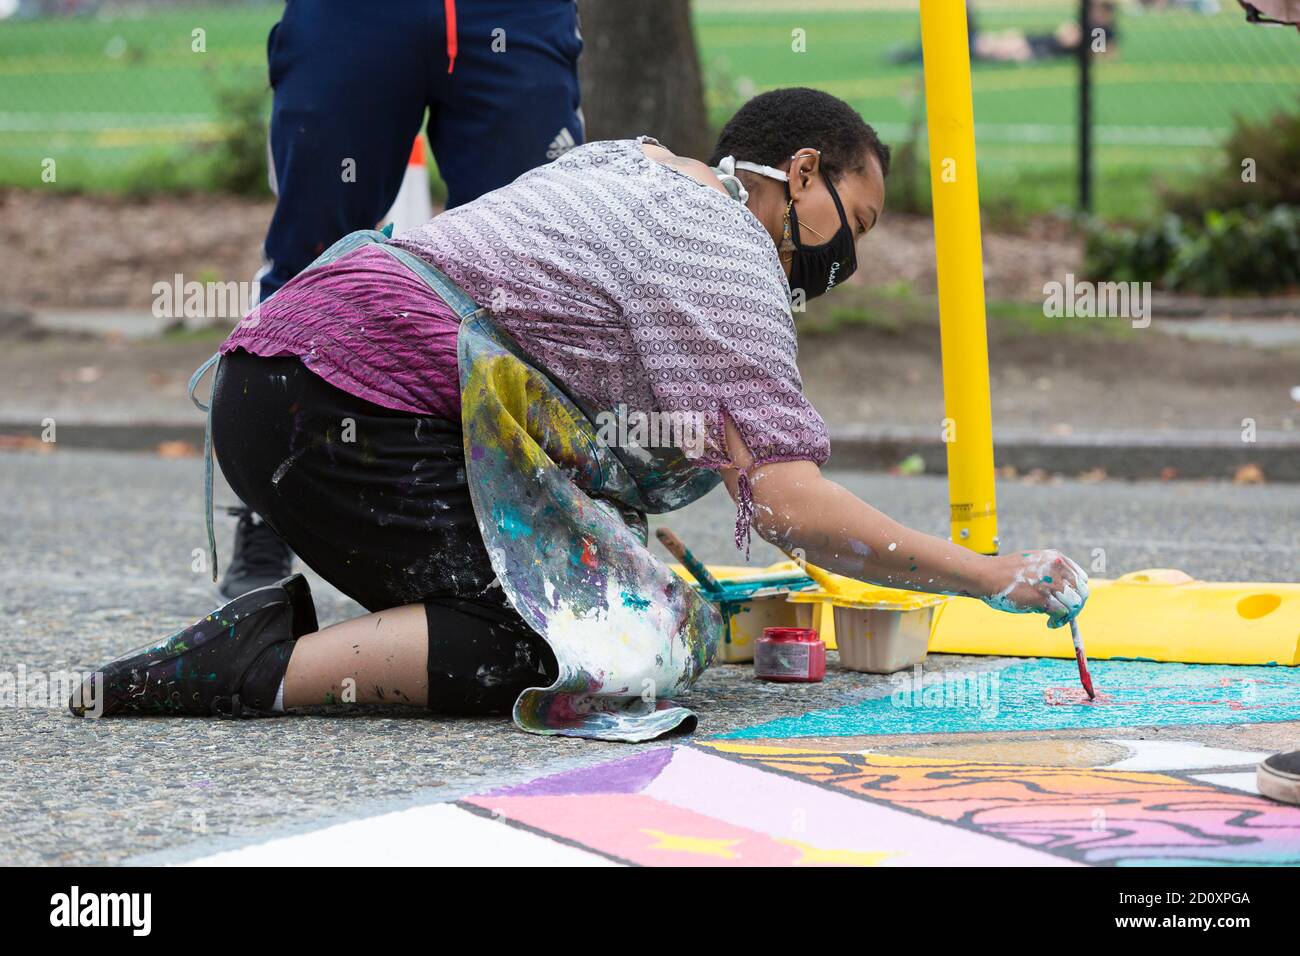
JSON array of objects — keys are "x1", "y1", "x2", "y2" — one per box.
[
  {"x1": 188, "y1": 351, "x2": 222, "y2": 582},
  {"x1": 185, "y1": 230, "x2": 475, "y2": 584}
]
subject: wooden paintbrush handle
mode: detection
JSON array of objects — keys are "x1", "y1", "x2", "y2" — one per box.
[{"x1": 656, "y1": 527, "x2": 722, "y2": 594}]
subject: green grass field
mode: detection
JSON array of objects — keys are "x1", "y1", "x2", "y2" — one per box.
[{"x1": 2, "y1": 0, "x2": 1297, "y2": 218}]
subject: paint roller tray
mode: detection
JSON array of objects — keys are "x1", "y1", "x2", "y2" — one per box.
[{"x1": 789, "y1": 580, "x2": 950, "y2": 674}]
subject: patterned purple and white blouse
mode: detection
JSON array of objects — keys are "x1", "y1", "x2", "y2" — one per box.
[{"x1": 393, "y1": 137, "x2": 831, "y2": 474}]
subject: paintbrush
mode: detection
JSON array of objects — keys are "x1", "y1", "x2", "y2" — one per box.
[
  {"x1": 655, "y1": 528, "x2": 723, "y2": 596},
  {"x1": 1070, "y1": 617, "x2": 1097, "y2": 700},
  {"x1": 788, "y1": 554, "x2": 837, "y2": 593}
]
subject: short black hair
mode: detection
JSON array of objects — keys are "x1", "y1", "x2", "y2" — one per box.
[{"x1": 709, "y1": 87, "x2": 890, "y2": 183}]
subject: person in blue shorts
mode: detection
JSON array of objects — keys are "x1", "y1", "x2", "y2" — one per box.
[{"x1": 223, "y1": 0, "x2": 584, "y2": 597}]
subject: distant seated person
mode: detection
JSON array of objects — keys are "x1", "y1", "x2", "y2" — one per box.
[
  {"x1": 889, "y1": 1, "x2": 1118, "y2": 65},
  {"x1": 1238, "y1": 0, "x2": 1300, "y2": 29},
  {"x1": 972, "y1": 0, "x2": 1119, "y2": 63},
  {"x1": 1136, "y1": 0, "x2": 1221, "y2": 14}
]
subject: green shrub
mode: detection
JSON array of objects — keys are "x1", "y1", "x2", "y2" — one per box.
[
  {"x1": 119, "y1": 149, "x2": 208, "y2": 196},
  {"x1": 1160, "y1": 97, "x2": 1300, "y2": 220},
  {"x1": 204, "y1": 77, "x2": 272, "y2": 196},
  {"x1": 1085, "y1": 206, "x2": 1300, "y2": 296},
  {"x1": 1084, "y1": 214, "x2": 1189, "y2": 285},
  {"x1": 1167, "y1": 206, "x2": 1300, "y2": 296}
]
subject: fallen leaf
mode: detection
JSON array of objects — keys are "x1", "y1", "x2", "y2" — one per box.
[
  {"x1": 1233, "y1": 462, "x2": 1265, "y2": 485},
  {"x1": 895, "y1": 453, "x2": 926, "y2": 476},
  {"x1": 0, "y1": 434, "x2": 54, "y2": 453},
  {"x1": 156, "y1": 440, "x2": 200, "y2": 459}
]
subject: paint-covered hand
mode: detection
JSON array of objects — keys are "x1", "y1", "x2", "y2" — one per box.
[{"x1": 979, "y1": 549, "x2": 1089, "y2": 628}]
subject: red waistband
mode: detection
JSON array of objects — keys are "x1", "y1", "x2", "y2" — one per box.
[{"x1": 444, "y1": 0, "x2": 458, "y2": 73}]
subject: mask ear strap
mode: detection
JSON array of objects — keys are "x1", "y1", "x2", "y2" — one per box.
[
  {"x1": 823, "y1": 169, "x2": 849, "y2": 221},
  {"x1": 738, "y1": 149, "x2": 821, "y2": 184},
  {"x1": 733, "y1": 160, "x2": 789, "y2": 182}
]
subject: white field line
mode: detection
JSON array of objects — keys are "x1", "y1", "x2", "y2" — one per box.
[{"x1": 0, "y1": 113, "x2": 1229, "y2": 148}]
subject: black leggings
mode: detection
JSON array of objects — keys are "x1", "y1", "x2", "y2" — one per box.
[{"x1": 211, "y1": 350, "x2": 557, "y2": 714}]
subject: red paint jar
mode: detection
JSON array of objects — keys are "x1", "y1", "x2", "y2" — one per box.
[{"x1": 754, "y1": 627, "x2": 826, "y2": 682}]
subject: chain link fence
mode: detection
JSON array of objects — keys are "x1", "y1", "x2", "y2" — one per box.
[
  {"x1": 2, "y1": 0, "x2": 1296, "y2": 218},
  {"x1": 0, "y1": 0, "x2": 279, "y2": 193}
]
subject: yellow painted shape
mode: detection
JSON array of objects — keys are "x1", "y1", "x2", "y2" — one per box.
[
  {"x1": 701, "y1": 740, "x2": 847, "y2": 758},
  {"x1": 777, "y1": 838, "x2": 898, "y2": 867},
  {"x1": 929, "y1": 570, "x2": 1300, "y2": 666},
  {"x1": 639, "y1": 829, "x2": 743, "y2": 860}
]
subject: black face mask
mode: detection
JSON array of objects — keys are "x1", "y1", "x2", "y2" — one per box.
[{"x1": 786, "y1": 174, "x2": 857, "y2": 300}]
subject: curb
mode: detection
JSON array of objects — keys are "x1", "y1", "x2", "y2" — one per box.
[
  {"x1": 1150, "y1": 294, "x2": 1300, "y2": 320},
  {"x1": 0, "y1": 421, "x2": 205, "y2": 453},
  {"x1": 2, "y1": 421, "x2": 1297, "y2": 482},
  {"x1": 827, "y1": 428, "x2": 1300, "y2": 482}
]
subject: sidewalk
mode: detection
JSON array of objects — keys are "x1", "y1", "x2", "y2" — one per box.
[{"x1": 3, "y1": 310, "x2": 1297, "y2": 481}]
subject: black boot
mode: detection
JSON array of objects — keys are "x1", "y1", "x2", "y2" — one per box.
[
  {"x1": 219, "y1": 506, "x2": 294, "y2": 599},
  {"x1": 70, "y1": 574, "x2": 318, "y2": 719}
]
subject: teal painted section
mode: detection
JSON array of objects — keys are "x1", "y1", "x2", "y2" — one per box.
[{"x1": 720, "y1": 658, "x2": 1300, "y2": 739}]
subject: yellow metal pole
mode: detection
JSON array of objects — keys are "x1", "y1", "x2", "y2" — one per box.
[{"x1": 918, "y1": 0, "x2": 999, "y2": 554}]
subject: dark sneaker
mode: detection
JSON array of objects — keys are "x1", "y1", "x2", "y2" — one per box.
[
  {"x1": 219, "y1": 506, "x2": 294, "y2": 599},
  {"x1": 70, "y1": 574, "x2": 318, "y2": 719},
  {"x1": 1258, "y1": 751, "x2": 1300, "y2": 805}
]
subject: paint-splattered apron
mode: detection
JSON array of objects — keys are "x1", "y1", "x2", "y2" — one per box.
[
  {"x1": 193, "y1": 230, "x2": 723, "y2": 742},
  {"x1": 458, "y1": 311, "x2": 723, "y2": 741}
]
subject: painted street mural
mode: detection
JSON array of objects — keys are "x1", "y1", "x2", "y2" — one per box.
[
  {"x1": 721, "y1": 659, "x2": 1300, "y2": 740},
  {"x1": 191, "y1": 659, "x2": 1300, "y2": 867},
  {"x1": 449, "y1": 735, "x2": 1300, "y2": 867},
  {"x1": 461, "y1": 744, "x2": 1071, "y2": 866},
  {"x1": 702, "y1": 743, "x2": 1300, "y2": 866}
]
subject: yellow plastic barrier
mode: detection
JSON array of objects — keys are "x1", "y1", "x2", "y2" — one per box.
[{"x1": 929, "y1": 569, "x2": 1300, "y2": 666}]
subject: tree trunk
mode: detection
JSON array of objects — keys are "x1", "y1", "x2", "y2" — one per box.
[{"x1": 576, "y1": 0, "x2": 711, "y2": 160}]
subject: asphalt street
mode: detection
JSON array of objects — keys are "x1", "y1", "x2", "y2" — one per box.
[{"x1": 1, "y1": 449, "x2": 1297, "y2": 864}]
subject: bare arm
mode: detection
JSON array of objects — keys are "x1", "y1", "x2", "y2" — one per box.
[{"x1": 718, "y1": 419, "x2": 1088, "y2": 625}]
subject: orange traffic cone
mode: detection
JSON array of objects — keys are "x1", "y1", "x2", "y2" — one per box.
[{"x1": 382, "y1": 136, "x2": 435, "y2": 237}]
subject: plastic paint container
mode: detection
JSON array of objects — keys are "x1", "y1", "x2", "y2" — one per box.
[
  {"x1": 672, "y1": 566, "x2": 819, "y2": 663},
  {"x1": 831, "y1": 601, "x2": 938, "y2": 674},
  {"x1": 787, "y1": 580, "x2": 949, "y2": 675},
  {"x1": 755, "y1": 627, "x2": 826, "y2": 682},
  {"x1": 716, "y1": 589, "x2": 801, "y2": 663}
]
